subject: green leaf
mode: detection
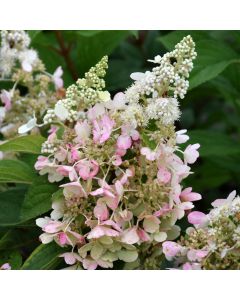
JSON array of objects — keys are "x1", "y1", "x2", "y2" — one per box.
[
  {"x1": 0, "y1": 135, "x2": 45, "y2": 154},
  {"x1": 76, "y1": 30, "x2": 104, "y2": 37},
  {"x1": 188, "y1": 130, "x2": 240, "y2": 157},
  {"x1": 159, "y1": 30, "x2": 208, "y2": 50},
  {"x1": 0, "y1": 159, "x2": 37, "y2": 184},
  {"x1": 20, "y1": 176, "x2": 59, "y2": 221},
  {"x1": 0, "y1": 188, "x2": 27, "y2": 226},
  {"x1": 74, "y1": 30, "x2": 136, "y2": 76},
  {"x1": 28, "y1": 30, "x2": 41, "y2": 42},
  {"x1": 0, "y1": 249, "x2": 22, "y2": 270},
  {"x1": 159, "y1": 32, "x2": 240, "y2": 89},
  {"x1": 0, "y1": 176, "x2": 58, "y2": 226},
  {"x1": 189, "y1": 39, "x2": 239, "y2": 89},
  {"x1": 21, "y1": 242, "x2": 64, "y2": 270},
  {"x1": 0, "y1": 228, "x2": 40, "y2": 251}
]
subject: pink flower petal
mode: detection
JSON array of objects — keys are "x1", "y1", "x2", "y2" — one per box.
[
  {"x1": 187, "y1": 211, "x2": 207, "y2": 226},
  {"x1": 117, "y1": 135, "x2": 132, "y2": 150}
]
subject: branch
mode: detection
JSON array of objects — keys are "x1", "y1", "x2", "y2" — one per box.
[{"x1": 54, "y1": 31, "x2": 78, "y2": 81}]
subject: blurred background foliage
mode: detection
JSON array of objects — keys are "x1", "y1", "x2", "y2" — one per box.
[{"x1": 28, "y1": 30, "x2": 240, "y2": 214}]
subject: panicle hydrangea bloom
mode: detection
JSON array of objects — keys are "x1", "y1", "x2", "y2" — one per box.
[
  {"x1": 34, "y1": 36, "x2": 202, "y2": 269},
  {"x1": 162, "y1": 191, "x2": 240, "y2": 270},
  {"x1": 0, "y1": 30, "x2": 64, "y2": 138}
]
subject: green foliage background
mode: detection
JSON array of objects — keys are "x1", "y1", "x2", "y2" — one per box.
[{"x1": 0, "y1": 30, "x2": 240, "y2": 269}]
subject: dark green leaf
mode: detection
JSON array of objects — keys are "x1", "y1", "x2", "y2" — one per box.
[
  {"x1": 75, "y1": 30, "x2": 136, "y2": 76},
  {"x1": 28, "y1": 30, "x2": 41, "y2": 42},
  {"x1": 188, "y1": 130, "x2": 240, "y2": 157},
  {"x1": 0, "y1": 250, "x2": 22, "y2": 270},
  {"x1": 159, "y1": 30, "x2": 209, "y2": 50},
  {"x1": 0, "y1": 159, "x2": 37, "y2": 184},
  {"x1": 20, "y1": 176, "x2": 59, "y2": 221},
  {"x1": 0, "y1": 188, "x2": 27, "y2": 226},
  {"x1": 0, "y1": 228, "x2": 40, "y2": 251},
  {"x1": 21, "y1": 242, "x2": 64, "y2": 270},
  {"x1": 0, "y1": 176, "x2": 58, "y2": 226},
  {"x1": 0, "y1": 135, "x2": 45, "y2": 154}
]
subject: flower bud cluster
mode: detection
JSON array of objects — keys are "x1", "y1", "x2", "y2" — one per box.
[{"x1": 66, "y1": 56, "x2": 108, "y2": 107}]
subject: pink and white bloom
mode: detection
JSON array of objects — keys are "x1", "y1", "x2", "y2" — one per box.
[
  {"x1": 60, "y1": 181, "x2": 87, "y2": 198},
  {"x1": 211, "y1": 190, "x2": 236, "y2": 208},
  {"x1": 105, "y1": 92, "x2": 126, "y2": 110},
  {"x1": 55, "y1": 146, "x2": 68, "y2": 162},
  {"x1": 154, "y1": 204, "x2": 172, "y2": 217},
  {"x1": 53, "y1": 66, "x2": 64, "y2": 89},
  {"x1": 121, "y1": 227, "x2": 140, "y2": 244},
  {"x1": 75, "y1": 159, "x2": 99, "y2": 180},
  {"x1": 141, "y1": 147, "x2": 157, "y2": 161},
  {"x1": 182, "y1": 262, "x2": 201, "y2": 270},
  {"x1": 56, "y1": 165, "x2": 78, "y2": 181},
  {"x1": 180, "y1": 187, "x2": 202, "y2": 202},
  {"x1": 187, "y1": 211, "x2": 208, "y2": 226},
  {"x1": 88, "y1": 103, "x2": 105, "y2": 120},
  {"x1": 0, "y1": 90, "x2": 11, "y2": 111},
  {"x1": 157, "y1": 166, "x2": 171, "y2": 184},
  {"x1": 93, "y1": 114, "x2": 115, "y2": 144},
  {"x1": 19, "y1": 49, "x2": 38, "y2": 72},
  {"x1": 47, "y1": 127, "x2": 58, "y2": 143},
  {"x1": 172, "y1": 201, "x2": 194, "y2": 221},
  {"x1": 184, "y1": 143, "x2": 200, "y2": 164},
  {"x1": 54, "y1": 101, "x2": 69, "y2": 121},
  {"x1": 69, "y1": 146, "x2": 80, "y2": 162},
  {"x1": 59, "y1": 252, "x2": 82, "y2": 265},
  {"x1": 119, "y1": 168, "x2": 134, "y2": 185},
  {"x1": 0, "y1": 107, "x2": 6, "y2": 124},
  {"x1": 117, "y1": 135, "x2": 132, "y2": 150},
  {"x1": 91, "y1": 180, "x2": 123, "y2": 210},
  {"x1": 143, "y1": 215, "x2": 160, "y2": 233},
  {"x1": 0, "y1": 263, "x2": 11, "y2": 270},
  {"x1": 51, "y1": 200, "x2": 64, "y2": 220},
  {"x1": 36, "y1": 217, "x2": 84, "y2": 246},
  {"x1": 187, "y1": 249, "x2": 208, "y2": 262},
  {"x1": 176, "y1": 129, "x2": 189, "y2": 144},
  {"x1": 18, "y1": 116, "x2": 37, "y2": 134},
  {"x1": 87, "y1": 220, "x2": 121, "y2": 239},
  {"x1": 162, "y1": 241, "x2": 183, "y2": 257},
  {"x1": 74, "y1": 120, "x2": 91, "y2": 144},
  {"x1": 35, "y1": 156, "x2": 64, "y2": 182},
  {"x1": 94, "y1": 200, "x2": 109, "y2": 221}
]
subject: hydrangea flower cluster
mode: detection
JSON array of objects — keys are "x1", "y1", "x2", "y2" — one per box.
[
  {"x1": 162, "y1": 191, "x2": 240, "y2": 270},
  {"x1": 33, "y1": 36, "x2": 203, "y2": 269},
  {"x1": 0, "y1": 30, "x2": 64, "y2": 138}
]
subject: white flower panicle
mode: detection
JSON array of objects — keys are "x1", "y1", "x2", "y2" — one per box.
[
  {"x1": 1, "y1": 30, "x2": 30, "y2": 50},
  {"x1": 0, "y1": 30, "x2": 64, "y2": 138},
  {"x1": 122, "y1": 35, "x2": 196, "y2": 128},
  {"x1": 0, "y1": 30, "x2": 39, "y2": 76}
]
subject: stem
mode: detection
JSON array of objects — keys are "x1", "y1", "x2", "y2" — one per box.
[{"x1": 54, "y1": 30, "x2": 78, "y2": 81}]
